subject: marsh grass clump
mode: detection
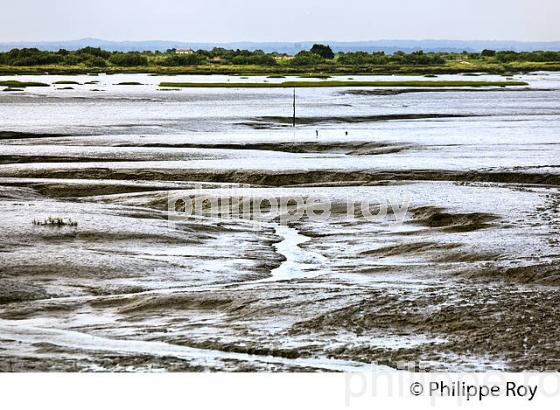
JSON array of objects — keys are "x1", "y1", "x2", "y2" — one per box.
[
  {"x1": 0, "y1": 80, "x2": 49, "y2": 87},
  {"x1": 115, "y1": 81, "x2": 143, "y2": 85},
  {"x1": 160, "y1": 80, "x2": 529, "y2": 88},
  {"x1": 33, "y1": 216, "x2": 78, "y2": 227},
  {"x1": 2, "y1": 87, "x2": 24, "y2": 92},
  {"x1": 298, "y1": 74, "x2": 331, "y2": 79},
  {"x1": 53, "y1": 80, "x2": 81, "y2": 85}
]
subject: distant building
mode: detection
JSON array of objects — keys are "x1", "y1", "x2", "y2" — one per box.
[{"x1": 176, "y1": 48, "x2": 194, "y2": 55}]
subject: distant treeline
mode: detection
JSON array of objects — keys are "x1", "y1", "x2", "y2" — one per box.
[{"x1": 1, "y1": 44, "x2": 560, "y2": 68}]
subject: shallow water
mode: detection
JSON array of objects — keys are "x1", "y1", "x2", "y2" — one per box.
[{"x1": 0, "y1": 73, "x2": 559, "y2": 372}]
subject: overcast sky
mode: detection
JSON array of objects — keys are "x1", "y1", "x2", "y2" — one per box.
[{"x1": 2, "y1": 0, "x2": 559, "y2": 42}]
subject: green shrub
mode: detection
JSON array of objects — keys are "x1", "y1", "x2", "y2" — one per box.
[
  {"x1": 310, "y1": 44, "x2": 335, "y2": 59},
  {"x1": 162, "y1": 54, "x2": 205, "y2": 66},
  {"x1": 76, "y1": 47, "x2": 112, "y2": 59},
  {"x1": 109, "y1": 53, "x2": 148, "y2": 67},
  {"x1": 291, "y1": 51, "x2": 325, "y2": 66},
  {"x1": 86, "y1": 56, "x2": 108, "y2": 67}
]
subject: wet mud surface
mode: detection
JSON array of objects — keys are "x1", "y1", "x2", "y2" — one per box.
[{"x1": 0, "y1": 73, "x2": 559, "y2": 372}]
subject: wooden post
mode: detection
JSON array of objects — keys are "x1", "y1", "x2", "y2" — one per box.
[{"x1": 292, "y1": 88, "x2": 296, "y2": 127}]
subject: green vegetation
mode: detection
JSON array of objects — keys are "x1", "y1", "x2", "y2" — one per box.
[
  {"x1": 116, "y1": 81, "x2": 143, "y2": 85},
  {"x1": 33, "y1": 216, "x2": 78, "y2": 227},
  {"x1": 0, "y1": 80, "x2": 49, "y2": 87},
  {"x1": 297, "y1": 74, "x2": 331, "y2": 79},
  {"x1": 1, "y1": 45, "x2": 560, "y2": 75},
  {"x1": 162, "y1": 53, "x2": 206, "y2": 66},
  {"x1": 309, "y1": 44, "x2": 335, "y2": 59},
  {"x1": 160, "y1": 80, "x2": 528, "y2": 88},
  {"x1": 290, "y1": 51, "x2": 325, "y2": 66},
  {"x1": 109, "y1": 52, "x2": 148, "y2": 67},
  {"x1": 53, "y1": 80, "x2": 81, "y2": 85}
]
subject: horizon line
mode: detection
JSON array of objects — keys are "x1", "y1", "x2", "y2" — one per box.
[{"x1": 2, "y1": 37, "x2": 560, "y2": 44}]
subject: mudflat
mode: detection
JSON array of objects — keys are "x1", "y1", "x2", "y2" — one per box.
[{"x1": 0, "y1": 72, "x2": 559, "y2": 372}]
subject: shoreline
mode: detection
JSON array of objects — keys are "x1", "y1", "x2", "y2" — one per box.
[
  {"x1": 1, "y1": 64, "x2": 560, "y2": 77},
  {"x1": 158, "y1": 80, "x2": 529, "y2": 88}
]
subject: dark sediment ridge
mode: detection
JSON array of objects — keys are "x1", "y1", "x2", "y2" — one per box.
[
  {"x1": 340, "y1": 87, "x2": 553, "y2": 96},
  {"x1": 0, "y1": 155, "x2": 158, "y2": 165},
  {"x1": 241, "y1": 113, "x2": 477, "y2": 127},
  {"x1": 112, "y1": 141, "x2": 414, "y2": 156},
  {"x1": 409, "y1": 206, "x2": 499, "y2": 232},
  {"x1": 0, "y1": 131, "x2": 69, "y2": 140},
  {"x1": 2, "y1": 168, "x2": 559, "y2": 188}
]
